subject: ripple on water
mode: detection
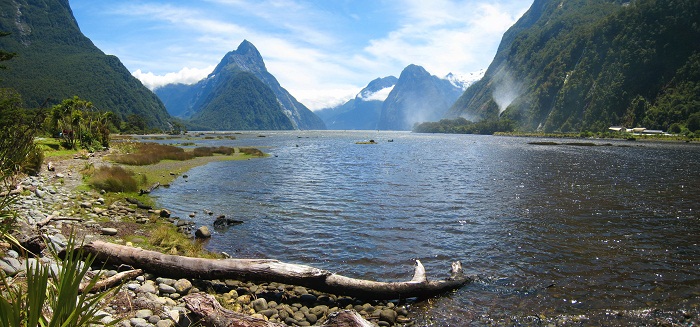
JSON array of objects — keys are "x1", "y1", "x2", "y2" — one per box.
[{"x1": 152, "y1": 132, "x2": 700, "y2": 324}]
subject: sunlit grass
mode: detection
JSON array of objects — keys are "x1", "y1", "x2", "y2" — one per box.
[{"x1": 88, "y1": 166, "x2": 140, "y2": 193}]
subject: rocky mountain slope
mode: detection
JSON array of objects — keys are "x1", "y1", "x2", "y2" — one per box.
[{"x1": 155, "y1": 41, "x2": 325, "y2": 130}]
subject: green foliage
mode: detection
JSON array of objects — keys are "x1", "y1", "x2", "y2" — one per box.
[
  {"x1": 0, "y1": 32, "x2": 15, "y2": 70},
  {"x1": 450, "y1": 0, "x2": 700, "y2": 133},
  {"x1": 0, "y1": 88, "x2": 45, "y2": 189},
  {"x1": 88, "y1": 166, "x2": 139, "y2": 193},
  {"x1": 0, "y1": 2, "x2": 170, "y2": 129},
  {"x1": 0, "y1": 237, "x2": 119, "y2": 327},
  {"x1": 46, "y1": 96, "x2": 112, "y2": 150},
  {"x1": 413, "y1": 117, "x2": 516, "y2": 135}
]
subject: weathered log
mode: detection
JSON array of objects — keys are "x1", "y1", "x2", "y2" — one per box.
[
  {"x1": 79, "y1": 268, "x2": 143, "y2": 293},
  {"x1": 80, "y1": 241, "x2": 470, "y2": 300},
  {"x1": 183, "y1": 293, "x2": 374, "y2": 327}
]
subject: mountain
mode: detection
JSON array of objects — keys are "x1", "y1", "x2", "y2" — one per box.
[
  {"x1": 316, "y1": 76, "x2": 397, "y2": 130},
  {"x1": 377, "y1": 65, "x2": 463, "y2": 130},
  {"x1": 0, "y1": 0, "x2": 171, "y2": 128},
  {"x1": 447, "y1": 0, "x2": 700, "y2": 133},
  {"x1": 155, "y1": 40, "x2": 325, "y2": 130}
]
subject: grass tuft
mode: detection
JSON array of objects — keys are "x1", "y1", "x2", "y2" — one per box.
[
  {"x1": 111, "y1": 143, "x2": 194, "y2": 165},
  {"x1": 88, "y1": 166, "x2": 139, "y2": 193}
]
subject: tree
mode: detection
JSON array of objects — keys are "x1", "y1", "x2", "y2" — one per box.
[
  {"x1": 0, "y1": 32, "x2": 16, "y2": 70},
  {"x1": 47, "y1": 96, "x2": 111, "y2": 150}
]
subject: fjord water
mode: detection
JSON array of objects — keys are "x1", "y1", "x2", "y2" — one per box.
[{"x1": 152, "y1": 131, "x2": 699, "y2": 325}]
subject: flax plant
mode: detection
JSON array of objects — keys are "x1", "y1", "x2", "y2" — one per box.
[{"x1": 0, "y1": 235, "x2": 119, "y2": 327}]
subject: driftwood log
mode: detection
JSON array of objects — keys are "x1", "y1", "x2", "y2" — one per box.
[
  {"x1": 79, "y1": 269, "x2": 143, "y2": 293},
  {"x1": 81, "y1": 241, "x2": 470, "y2": 300},
  {"x1": 183, "y1": 293, "x2": 374, "y2": 327}
]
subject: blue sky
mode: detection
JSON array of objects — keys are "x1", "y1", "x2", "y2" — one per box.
[{"x1": 70, "y1": 0, "x2": 531, "y2": 110}]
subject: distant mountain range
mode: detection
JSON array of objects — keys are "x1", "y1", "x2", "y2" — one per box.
[
  {"x1": 0, "y1": 0, "x2": 171, "y2": 129},
  {"x1": 318, "y1": 65, "x2": 479, "y2": 130},
  {"x1": 155, "y1": 41, "x2": 325, "y2": 131},
  {"x1": 315, "y1": 76, "x2": 397, "y2": 130},
  {"x1": 447, "y1": 0, "x2": 700, "y2": 133}
]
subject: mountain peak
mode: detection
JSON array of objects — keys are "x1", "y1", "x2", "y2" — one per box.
[
  {"x1": 236, "y1": 39, "x2": 260, "y2": 57},
  {"x1": 401, "y1": 64, "x2": 429, "y2": 76},
  {"x1": 212, "y1": 40, "x2": 266, "y2": 76}
]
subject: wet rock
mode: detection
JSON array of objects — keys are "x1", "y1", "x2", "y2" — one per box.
[
  {"x1": 194, "y1": 226, "x2": 211, "y2": 239},
  {"x1": 159, "y1": 209, "x2": 171, "y2": 218}
]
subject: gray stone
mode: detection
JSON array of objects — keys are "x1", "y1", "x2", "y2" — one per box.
[
  {"x1": 173, "y1": 279, "x2": 192, "y2": 294},
  {"x1": 379, "y1": 309, "x2": 397, "y2": 324},
  {"x1": 156, "y1": 277, "x2": 176, "y2": 286},
  {"x1": 6, "y1": 250, "x2": 18, "y2": 259},
  {"x1": 139, "y1": 283, "x2": 158, "y2": 294},
  {"x1": 156, "y1": 320, "x2": 174, "y2": 327},
  {"x1": 305, "y1": 313, "x2": 318, "y2": 324},
  {"x1": 0, "y1": 259, "x2": 18, "y2": 276},
  {"x1": 310, "y1": 305, "x2": 328, "y2": 317},
  {"x1": 251, "y1": 298, "x2": 268, "y2": 312},
  {"x1": 194, "y1": 226, "x2": 211, "y2": 238},
  {"x1": 135, "y1": 309, "x2": 154, "y2": 319},
  {"x1": 148, "y1": 315, "x2": 161, "y2": 324},
  {"x1": 158, "y1": 284, "x2": 177, "y2": 294},
  {"x1": 129, "y1": 317, "x2": 148, "y2": 327},
  {"x1": 80, "y1": 202, "x2": 92, "y2": 209},
  {"x1": 35, "y1": 189, "x2": 45, "y2": 199},
  {"x1": 100, "y1": 228, "x2": 118, "y2": 236}
]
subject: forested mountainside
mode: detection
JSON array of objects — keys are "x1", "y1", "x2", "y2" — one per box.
[
  {"x1": 155, "y1": 40, "x2": 325, "y2": 131},
  {"x1": 447, "y1": 0, "x2": 700, "y2": 133},
  {"x1": 0, "y1": 0, "x2": 171, "y2": 128}
]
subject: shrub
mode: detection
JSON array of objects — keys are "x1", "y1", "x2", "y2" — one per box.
[
  {"x1": 89, "y1": 166, "x2": 138, "y2": 193},
  {"x1": 0, "y1": 235, "x2": 120, "y2": 327},
  {"x1": 239, "y1": 147, "x2": 264, "y2": 157}
]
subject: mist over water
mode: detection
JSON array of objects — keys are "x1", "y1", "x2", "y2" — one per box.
[{"x1": 152, "y1": 131, "x2": 700, "y2": 325}]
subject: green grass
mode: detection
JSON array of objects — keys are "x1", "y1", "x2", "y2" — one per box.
[{"x1": 35, "y1": 138, "x2": 78, "y2": 158}]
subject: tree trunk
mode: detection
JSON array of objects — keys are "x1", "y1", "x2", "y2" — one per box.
[
  {"x1": 183, "y1": 293, "x2": 374, "y2": 327},
  {"x1": 81, "y1": 241, "x2": 470, "y2": 300}
]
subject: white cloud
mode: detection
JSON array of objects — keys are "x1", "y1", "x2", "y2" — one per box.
[
  {"x1": 80, "y1": 0, "x2": 530, "y2": 110},
  {"x1": 359, "y1": 86, "x2": 394, "y2": 102},
  {"x1": 362, "y1": 1, "x2": 527, "y2": 77},
  {"x1": 133, "y1": 66, "x2": 215, "y2": 90}
]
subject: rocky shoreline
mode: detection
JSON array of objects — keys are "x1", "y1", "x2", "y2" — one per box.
[{"x1": 1, "y1": 151, "x2": 418, "y2": 327}]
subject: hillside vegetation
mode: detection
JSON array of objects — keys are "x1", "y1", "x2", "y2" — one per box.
[
  {"x1": 0, "y1": 0, "x2": 171, "y2": 129},
  {"x1": 447, "y1": 0, "x2": 700, "y2": 135}
]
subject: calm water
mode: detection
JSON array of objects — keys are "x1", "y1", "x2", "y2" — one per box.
[{"x1": 152, "y1": 131, "x2": 700, "y2": 325}]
